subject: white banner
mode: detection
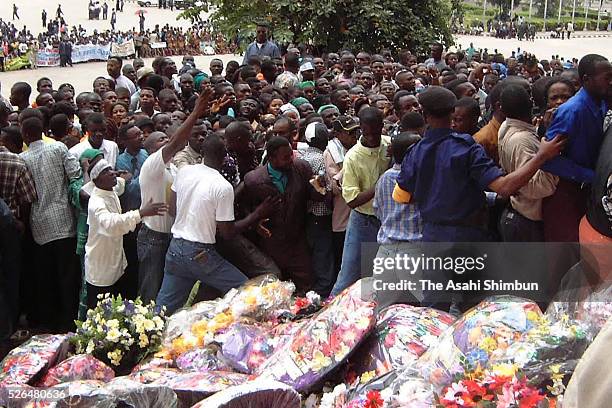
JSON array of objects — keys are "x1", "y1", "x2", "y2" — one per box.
[
  {"x1": 150, "y1": 42, "x2": 167, "y2": 49},
  {"x1": 71, "y1": 43, "x2": 111, "y2": 63},
  {"x1": 36, "y1": 49, "x2": 60, "y2": 67},
  {"x1": 110, "y1": 40, "x2": 135, "y2": 57}
]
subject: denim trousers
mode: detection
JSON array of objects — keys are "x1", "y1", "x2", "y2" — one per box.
[
  {"x1": 156, "y1": 237, "x2": 248, "y2": 314},
  {"x1": 330, "y1": 210, "x2": 380, "y2": 297},
  {"x1": 374, "y1": 242, "x2": 423, "y2": 308},
  {"x1": 306, "y1": 214, "x2": 336, "y2": 298},
  {"x1": 137, "y1": 225, "x2": 171, "y2": 303}
]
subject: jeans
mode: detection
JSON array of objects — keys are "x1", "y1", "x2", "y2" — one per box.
[
  {"x1": 499, "y1": 207, "x2": 544, "y2": 242},
  {"x1": 331, "y1": 211, "x2": 380, "y2": 297},
  {"x1": 156, "y1": 237, "x2": 248, "y2": 314},
  {"x1": 137, "y1": 225, "x2": 171, "y2": 303},
  {"x1": 306, "y1": 214, "x2": 336, "y2": 298},
  {"x1": 374, "y1": 242, "x2": 423, "y2": 308},
  {"x1": 216, "y1": 233, "x2": 280, "y2": 279}
]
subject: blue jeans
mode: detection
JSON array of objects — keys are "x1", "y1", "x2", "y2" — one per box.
[
  {"x1": 330, "y1": 211, "x2": 380, "y2": 296},
  {"x1": 156, "y1": 237, "x2": 248, "y2": 314},
  {"x1": 374, "y1": 242, "x2": 423, "y2": 308},
  {"x1": 306, "y1": 214, "x2": 336, "y2": 298},
  {"x1": 137, "y1": 225, "x2": 171, "y2": 303}
]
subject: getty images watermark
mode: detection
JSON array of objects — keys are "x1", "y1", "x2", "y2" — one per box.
[{"x1": 371, "y1": 252, "x2": 539, "y2": 293}]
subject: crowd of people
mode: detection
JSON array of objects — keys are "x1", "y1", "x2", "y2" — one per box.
[
  {"x1": 0, "y1": 21, "x2": 610, "y2": 345},
  {"x1": 0, "y1": 5, "x2": 234, "y2": 72}
]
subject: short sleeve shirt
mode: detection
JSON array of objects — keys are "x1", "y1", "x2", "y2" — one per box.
[
  {"x1": 171, "y1": 164, "x2": 234, "y2": 244},
  {"x1": 397, "y1": 128, "x2": 503, "y2": 224}
]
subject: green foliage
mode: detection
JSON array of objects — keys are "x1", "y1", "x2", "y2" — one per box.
[{"x1": 179, "y1": 0, "x2": 455, "y2": 54}]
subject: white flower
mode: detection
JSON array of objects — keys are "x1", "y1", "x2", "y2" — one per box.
[
  {"x1": 116, "y1": 304, "x2": 125, "y2": 313},
  {"x1": 85, "y1": 340, "x2": 95, "y2": 354},
  {"x1": 107, "y1": 349, "x2": 123, "y2": 366},
  {"x1": 139, "y1": 333, "x2": 149, "y2": 348},
  {"x1": 106, "y1": 319, "x2": 119, "y2": 329},
  {"x1": 152, "y1": 316, "x2": 164, "y2": 330},
  {"x1": 106, "y1": 328, "x2": 121, "y2": 342},
  {"x1": 143, "y1": 319, "x2": 155, "y2": 332}
]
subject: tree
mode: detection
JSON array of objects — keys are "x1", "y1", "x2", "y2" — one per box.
[{"x1": 179, "y1": 0, "x2": 454, "y2": 54}]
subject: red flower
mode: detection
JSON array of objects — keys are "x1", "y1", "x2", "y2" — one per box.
[
  {"x1": 518, "y1": 387, "x2": 545, "y2": 408},
  {"x1": 364, "y1": 390, "x2": 384, "y2": 408}
]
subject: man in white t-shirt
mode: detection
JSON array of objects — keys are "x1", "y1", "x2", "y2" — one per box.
[
  {"x1": 137, "y1": 90, "x2": 210, "y2": 302},
  {"x1": 69, "y1": 113, "x2": 119, "y2": 169},
  {"x1": 156, "y1": 134, "x2": 279, "y2": 314}
]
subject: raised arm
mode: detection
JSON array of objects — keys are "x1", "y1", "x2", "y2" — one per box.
[{"x1": 161, "y1": 85, "x2": 213, "y2": 164}]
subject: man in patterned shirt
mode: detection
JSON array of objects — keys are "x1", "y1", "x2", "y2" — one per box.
[
  {"x1": 20, "y1": 116, "x2": 82, "y2": 332},
  {"x1": 300, "y1": 122, "x2": 335, "y2": 297},
  {"x1": 0, "y1": 132, "x2": 37, "y2": 337}
]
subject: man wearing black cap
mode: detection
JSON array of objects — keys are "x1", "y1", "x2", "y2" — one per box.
[
  {"x1": 393, "y1": 86, "x2": 566, "y2": 242},
  {"x1": 242, "y1": 23, "x2": 281, "y2": 65}
]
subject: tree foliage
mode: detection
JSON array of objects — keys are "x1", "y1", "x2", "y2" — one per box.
[{"x1": 179, "y1": 0, "x2": 454, "y2": 54}]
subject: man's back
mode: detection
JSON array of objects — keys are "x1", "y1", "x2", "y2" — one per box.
[
  {"x1": 20, "y1": 140, "x2": 81, "y2": 244},
  {"x1": 172, "y1": 164, "x2": 233, "y2": 244},
  {"x1": 397, "y1": 129, "x2": 502, "y2": 225}
]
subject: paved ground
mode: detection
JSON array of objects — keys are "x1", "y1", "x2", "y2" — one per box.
[
  {"x1": 454, "y1": 34, "x2": 611, "y2": 60},
  {"x1": 1, "y1": 0, "x2": 195, "y2": 36}
]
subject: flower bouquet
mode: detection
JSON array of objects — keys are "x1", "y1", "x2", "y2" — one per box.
[
  {"x1": 0, "y1": 334, "x2": 72, "y2": 386},
  {"x1": 255, "y1": 278, "x2": 377, "y2": 393},
  {"x1": 436, "y1": 365, "x2": 556, "y2": 408},
  {"x1": 418, "y1": 296, "x2": 544, "y2": 389},
  {"x1": 37, "y1": 354, "x2": 115, "y2": 387},
  {"x1": 160, "y1": 275, "x2": 295, "y2": 359},
  {"x1": 72, "y1": 294, "x2": 166, "y2": 376},
  {"x1": 351, "y1": 304, "x2": 456, "y2": 378},
  {"x1": 192, "y1": 379, "x2": 301, "y2": 408},
  {"x1": 487, "y1": 315, "x2": 591, "y2": 395}
]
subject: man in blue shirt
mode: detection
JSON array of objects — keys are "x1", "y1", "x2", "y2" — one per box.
[
  {"x1": 542, "y1": 54, "x2": 612, "y2": 242},
  {"x1": 242, "y1": 23, "x2": 281, "y2": 65},
  {"x1": 116, "y1": 124, "x2": 148, "y2": 299},
  {"x1": 393, "y1": 86, "x2": 566, "y2": 242},
  {"x1": 117, "y1": 124, "x2": 148, "y2": 212}
]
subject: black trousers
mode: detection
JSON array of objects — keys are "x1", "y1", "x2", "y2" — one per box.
[
  {"x1": 32, "y1": 237, "x2": 80, "y2": 332},
  {"x1": 0, "y1": 215, "x2": 21, "y2": 339},
  {"x1": 499, "y1": 207, "x2": 544, "y2": 242},
  {"x1": 86, "y1": 270, "x2": 130, "y2": 310}
]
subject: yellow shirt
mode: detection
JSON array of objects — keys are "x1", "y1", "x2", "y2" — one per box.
[
  {"x1": 22, "y1": 135, "x2": 56, "y2": 152},
  {"x1": 341, "y1": 136, "x2": 390, "y2": 215},
  {"x1": 473, "y1": 116, "x2": 501, "y2": 164}
]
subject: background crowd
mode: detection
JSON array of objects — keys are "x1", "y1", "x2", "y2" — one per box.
[
  {"x1": 0, "y1": 6, "x2": 234, "y2": 72},
  {"x1": 0, "y1": 22, "x2": 610, "y2": 351}
]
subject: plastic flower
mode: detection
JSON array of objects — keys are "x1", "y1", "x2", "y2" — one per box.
[
  {"x1": 139, "y1": 333, "x2": 149, "y2": 348},
  {"x1": 106, "y1": 328, "x2": 121, "y2": 343},
  {"x1": 364, "y1": 390, "x2": 383, "y2": 408},
  {"x1": 480, "y1": 336, "x2": 497, "y2": 352},
  {"x1": 360, "y1": 370, "x2": 376, "y2": 384},
  {"x1": 107, "y1": 349, "x2": 123, "y2": 366}
]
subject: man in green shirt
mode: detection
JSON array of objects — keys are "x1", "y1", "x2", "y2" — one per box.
[{"x1": 330, "y1": 107, "x2": 390, "y2": 296}]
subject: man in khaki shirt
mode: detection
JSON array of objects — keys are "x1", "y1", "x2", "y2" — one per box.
[{"x1": 497, "y1": 85, "x2": 558, "y2": 241}]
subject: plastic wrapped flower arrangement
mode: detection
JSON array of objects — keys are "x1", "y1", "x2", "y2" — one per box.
[{"x1": 72, "y1": 294, "x2": 166, "y2": 375}]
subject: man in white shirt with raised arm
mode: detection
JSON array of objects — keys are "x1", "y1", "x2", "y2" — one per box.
[{"x1": 137, "y1": 88, "x2": 213, "y2": 302}]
